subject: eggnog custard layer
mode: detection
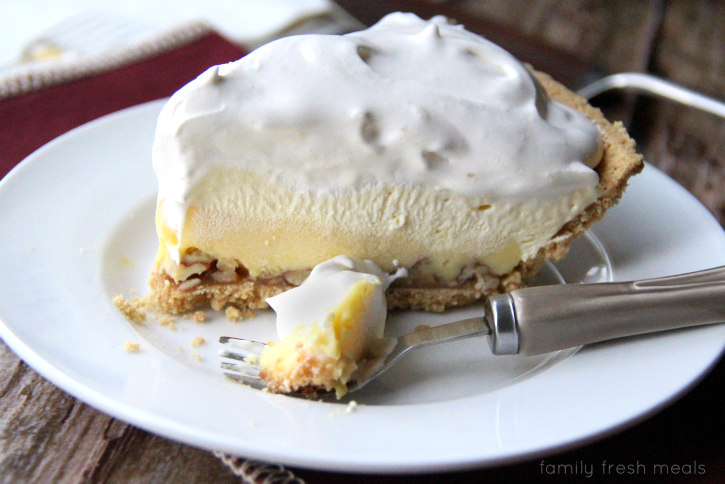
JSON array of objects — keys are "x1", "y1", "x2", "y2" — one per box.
[{"x1": 148, "y1": 13, "x2": 643, "y2": 314}]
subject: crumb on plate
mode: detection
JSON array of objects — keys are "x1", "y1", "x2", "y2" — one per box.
[
  {"x1": 225, "y1": 306, "x2": 255, "y2": 322},
  {"x1": 112, "y1": 294, "x2": 146, "y2": 324},
  {"x1": 123, "y1": 340, "x2": 140, "y2": 352},
  {"x1": 159, "y1": 314, "x2": 174, "y2": 326},
  {"x1": 345, "y1": 400, "x2": 359, "y2": 414}
]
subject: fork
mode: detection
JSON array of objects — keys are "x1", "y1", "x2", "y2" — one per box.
[
  {"x1": 577, "y1": 72, "x2": 725, "y2": 118},
  {"x1": 220, "y1": 265, "x2": 725, "y2": 398}
]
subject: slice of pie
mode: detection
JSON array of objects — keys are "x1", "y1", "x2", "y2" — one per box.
[{"x1": 147, "y1": 13, "x2": 643, "y2": 315}]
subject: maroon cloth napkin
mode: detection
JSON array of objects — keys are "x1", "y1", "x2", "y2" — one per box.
[{"x1": 0, "y1": 30, "x2": 246, "y2": 180}]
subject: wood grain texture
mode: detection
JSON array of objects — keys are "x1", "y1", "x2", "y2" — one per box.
[
  {"x1": 636, "y1": 0, "x2": 725, "y2": 223},
  {"x1": 460, "y1": 0, "x2": 662, "y2": 73},
  {"x1": 0, "y1": 342, "x2": 241, "y2": 484}
]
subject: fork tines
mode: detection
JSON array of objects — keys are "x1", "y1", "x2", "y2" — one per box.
[{"x1": 219, "y1": 337, "x2": 268, "y2": 389}]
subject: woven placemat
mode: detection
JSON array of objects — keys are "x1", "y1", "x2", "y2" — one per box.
[{"x1": 216, "y1": 453, "x2": 306, "y2": 484}]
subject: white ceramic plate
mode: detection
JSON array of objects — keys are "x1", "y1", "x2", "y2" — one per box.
[{"x1": 1, "y1": 100, "x2": 725, "y2": 473}]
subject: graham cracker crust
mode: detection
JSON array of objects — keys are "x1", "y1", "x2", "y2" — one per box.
[
  {"x1": 259, "y1": 351, "x2": 355, "y2": 396},
  {"x1": 147, "y1": 68, "x2": 644, "y2": 314},
  {"x1": 148, "y1": 271, "x2": 293, "y2": 314}
]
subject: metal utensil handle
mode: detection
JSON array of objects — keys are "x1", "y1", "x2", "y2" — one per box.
[
  {"x1": 509, "y1": 265, "x2": 725, "y2": 355},
  {"x1": 577, "y1": 73, "x2": 725, "y2": 119}
]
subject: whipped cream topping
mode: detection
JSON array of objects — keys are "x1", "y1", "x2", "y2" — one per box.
[
  {"x1": 153, "y1": 12, "x2": 603, "y2": 249},
  {"x1": 266, "y1": 255, "x2": 407, "y2": 346}
]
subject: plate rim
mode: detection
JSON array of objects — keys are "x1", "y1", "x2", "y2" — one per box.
[{"x1": 1, "y1": 100, "x2": 725, "y2": 473}]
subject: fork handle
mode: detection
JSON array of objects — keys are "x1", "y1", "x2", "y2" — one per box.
[{"x1": 486, "y1": 265, "x2": 725, "y2": 356}]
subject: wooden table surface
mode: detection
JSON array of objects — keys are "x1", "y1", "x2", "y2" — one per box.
[{"x1": 2, "y1": 1, "x2": 725, "y2": 482}]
